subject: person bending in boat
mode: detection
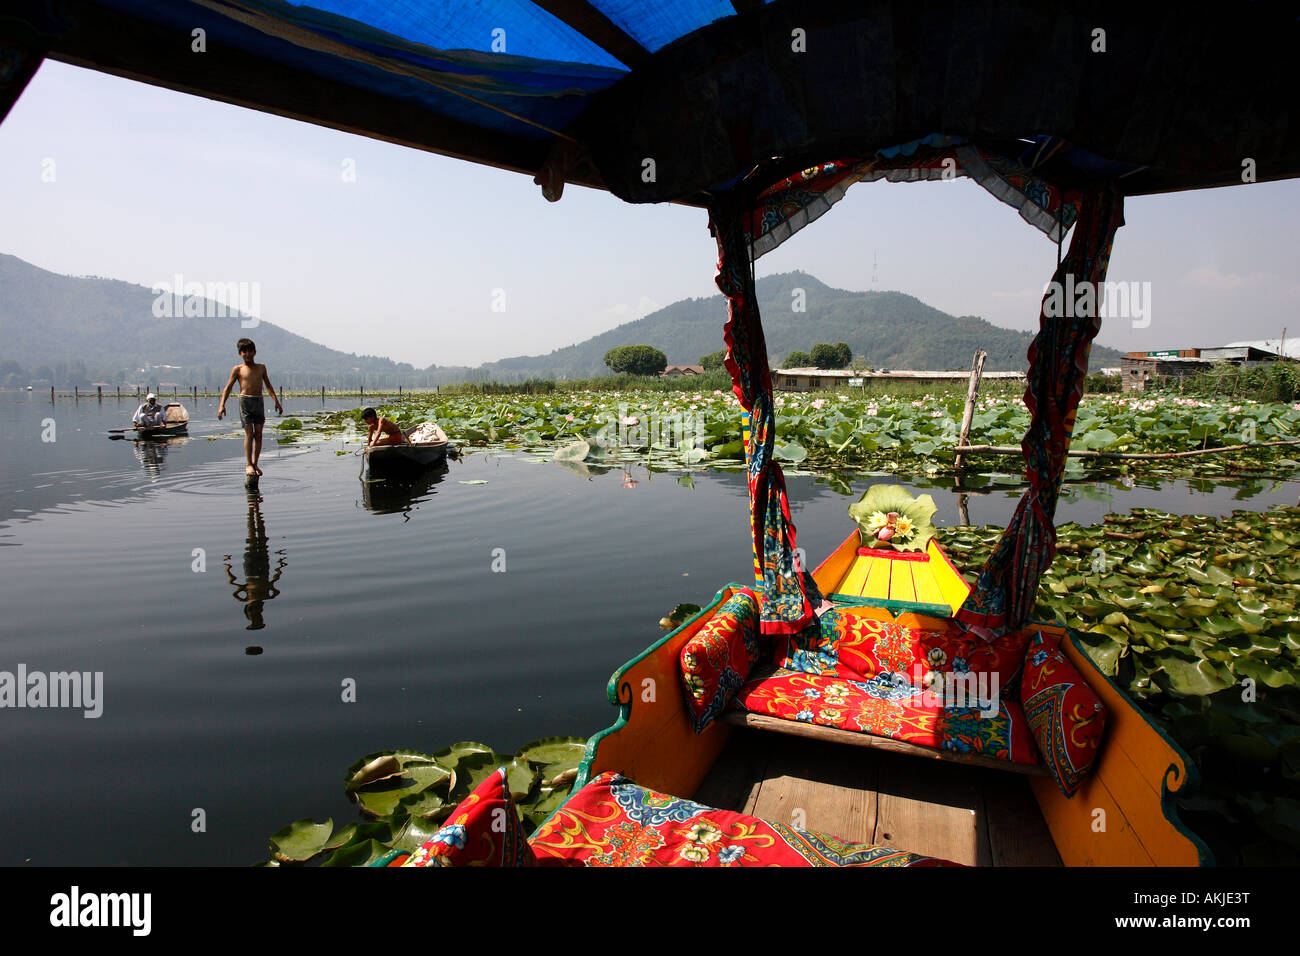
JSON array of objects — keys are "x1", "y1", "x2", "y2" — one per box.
[
  {"x1": 362, "y1": 408, "x2": 404, "y2": 447},
  {"x1": 217, "y1": 338, "x2": 283, "y2": 477},
  {"x1": 132, "y1": 392, "x2": 165, "y2": 427}
]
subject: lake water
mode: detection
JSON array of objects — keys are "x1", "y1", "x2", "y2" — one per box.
[{"x1": 1, "y1": 393, "x2": 1295, "y2": 865}]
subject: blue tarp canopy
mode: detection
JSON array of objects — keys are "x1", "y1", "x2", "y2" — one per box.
[{"x1": 3, "y1": 1, "x2": 1299, "y2": 203}]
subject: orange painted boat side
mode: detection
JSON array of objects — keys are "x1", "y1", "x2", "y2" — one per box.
[
  {"x1": 577, "y1": 586, "x2": 739, "y2": 799},
  {"x1": 1026, "y1": 625, "x2": 1211, "y2": 866}
]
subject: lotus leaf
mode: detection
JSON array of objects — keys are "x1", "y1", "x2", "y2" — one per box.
[
  {"x1": 516, "y1": 736, "x2": 588, "y2": 768},
  {"x1": 321, "y1": 839, "x2": 391, "y2": 868},
  {"x1": 269, "y1": 818, "x2": 334, "y2": 863},
  {"x1": 847, "y1": 485, "x2": 938, "y2": 552}
]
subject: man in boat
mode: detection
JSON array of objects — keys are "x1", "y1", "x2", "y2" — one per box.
[
  {"x1": 217, "y1": 338, "x2": 283, "y2": 477},
  {"x1": 362, "y1": 407, "x2": 404, "y2": 447},
  {"x1": 132, "y1": 392, "x2": 166, "y2": 427}
]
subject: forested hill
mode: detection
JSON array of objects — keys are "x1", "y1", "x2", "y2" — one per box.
[
  {"x1": 0, "y1": 253, "x2": 469, "y2": 388},
  {"x1": 478, "y1": 271, "x2": 1124, "y2": 379},
  {"x1": 1, "y1": 254, "x2": 1122, "y2": 387}
]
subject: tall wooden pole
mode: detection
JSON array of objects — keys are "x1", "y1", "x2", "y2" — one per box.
[{"x1": 953, "y1": 349, "x2": 987, "y2": 471}]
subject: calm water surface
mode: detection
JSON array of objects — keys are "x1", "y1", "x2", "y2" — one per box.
[{"x1": 1, "y1": 393, "x2": 1294, "y2": 865}]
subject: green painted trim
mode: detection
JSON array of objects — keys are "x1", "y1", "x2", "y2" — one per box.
[
  {"x1": 368, "y1": 847, "x2": 404, "y2": 867},
  {"x1": 570, "y1": 584, "x2": 741, "y2": 795},
  {"x1": 830, "y1": 594, "x2": 952, "y2": 618},
  {"x1": 1057, "y1": 626, "x2": 1215, "y2": 867}
]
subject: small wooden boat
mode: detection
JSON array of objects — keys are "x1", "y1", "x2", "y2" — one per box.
[
  {"x1": 111, "y1": 403, "x2": 189, "y2": 440},
  {"x1": 364, "y1": 423, "x2": 451, "y2": 476}
]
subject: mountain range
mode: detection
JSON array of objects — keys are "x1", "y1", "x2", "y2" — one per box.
[{"x1": 0, "y1": 254, "x2": 1123, "y2": 387}]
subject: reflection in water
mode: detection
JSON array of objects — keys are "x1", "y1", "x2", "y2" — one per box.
[
  {"x1": 361, "y1": 460, "x2": 449, "y2": 517},
  {"x1": 223, "y1": 490, "x2": 287, "y2": 630},
  {"x1": 130, "y1": 436, "x2": 185, "y2": 479}
]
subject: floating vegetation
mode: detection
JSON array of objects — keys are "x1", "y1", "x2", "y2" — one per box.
[
  {"x1": 298, "y1": 391, "x2": 1300, "y2": 480},
  {"x1": 945, "y1": 505, "x2": 1300, "y2": 864},
  {"x1": 659, "y1": 602, "x2": 703, "y2": 630},
  {"x1": 258, "y1": 737, "x2": 587, "y2": 866}
]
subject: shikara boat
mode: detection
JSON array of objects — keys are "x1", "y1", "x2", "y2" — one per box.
[
  {"x1": 364, "y1": 424, "x2": 451, "y2": 477},
  {"x1": 567, "y1": 529, "x2": 1213, "y2": 867}
]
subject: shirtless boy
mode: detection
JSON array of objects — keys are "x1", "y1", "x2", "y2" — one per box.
[{"x1": 218, "y1": 338, "x2": 283, "y2": 477}]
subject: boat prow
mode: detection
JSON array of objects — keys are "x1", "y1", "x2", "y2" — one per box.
[{"x1": 813, "y1": 531, "x2": 971, "y2": 618}]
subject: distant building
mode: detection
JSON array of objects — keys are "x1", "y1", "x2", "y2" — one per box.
[
  {"x1": 1121, "y1": 345, "x2": 1293, "y2": 392},
  {"x1": 1225, "y1": 338, "x2": 1298, "y2": 359},
  {"x1": 775, "y1": 367, "x2": 1024, "y2": 391},
  {"x1": 660, "y1": 365, "x2": 705, "y2": 377}
]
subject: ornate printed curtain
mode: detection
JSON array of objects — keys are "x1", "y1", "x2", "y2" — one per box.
[
  {"x1": 710, "y1": 196, "x2": 818, "y2": 636},
  {"x1": 956, "y1": 187, "x2": 1125, "y2": 635},
  {"x1": 744, "y1": 137, "x2": 1081, "y2": 262}
]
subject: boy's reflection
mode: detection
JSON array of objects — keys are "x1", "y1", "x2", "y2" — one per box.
[{"x1": 223, "y1": 491, "x2": 287, "y2": 630}]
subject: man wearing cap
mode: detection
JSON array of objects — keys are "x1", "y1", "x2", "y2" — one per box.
[{"x1": 133, "y1": 393, "x2": 166, "y2": 427}]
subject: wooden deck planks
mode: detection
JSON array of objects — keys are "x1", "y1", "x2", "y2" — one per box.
[
  {"x1": 872, "y1": 750, "x2": 980, "y2": 864},
  {"x1": 695, "y1": 728, "x2": 1061, "y2": 866},
  {"x1": 747, "y1": 737, "x2": 879, "y2": 843},
  {"x1": 983, "y1": 770, "x2": 1064, "y2": 866}
]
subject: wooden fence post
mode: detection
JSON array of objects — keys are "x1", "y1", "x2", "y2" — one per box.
[{"x1": 954, "y1": 349, "x2": 987, "y2": 471}]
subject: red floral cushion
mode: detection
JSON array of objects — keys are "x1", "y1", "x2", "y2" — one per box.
[
  {"x1": 1021, "y1": 632, "x2": 1107, "y2": 796},
  {"x1": 680, "y1": 589, "x2": 761, "y2": 732},
  {"x1": 732, "y1": 668, "x2": 1038, "y2": 765},
  {"x1": 402, "y1": 768, "x2": 535, "y2": 867},
  {"x1": 528, "y1": 772, "x2": 960, "y2": 866},
  {"x1": 779, "y1": 609, "x2": 1030, "y2": 699}
]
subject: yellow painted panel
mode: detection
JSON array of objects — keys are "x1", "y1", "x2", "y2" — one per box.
[
  {"x1": 911, "y1": 561, "x2": 946, "y2": 607},
  {"x1": 840, "y1": 558, "x2": 871, "y2": 596},
  {"x1": 863, "y1": 556, "x2": 892, "y2": 599},
  {"x1": 889, "y1": 560, "x2": 916, "y2": 602},
  {"x1": 929, "y1": 540, "x2": 972, "y2": 613},
  {"x1": 813, "y1": 531, "x2": 858, "y2": 596}
]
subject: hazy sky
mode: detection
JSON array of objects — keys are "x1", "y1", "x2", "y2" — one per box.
[{"x1": 3, "y1": 60, "x2": 1297, "y2": 368}]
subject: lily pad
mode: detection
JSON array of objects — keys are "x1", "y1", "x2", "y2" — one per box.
[
  {"x1": 321, "y1": 839, "x2": 391, "y2": 868},
  {"x1": 516, "y1": 736, "x2": 588, "y2": 769},
  {"x1": 269, "y1": 818, "x2": 334, "y2": 863},
  {"x1": 553, "y1": 440, "x2": 590, "y2": 462},
  {"x1": 432, "y1": 741, "x2": 496, "y2": 771},
  {"x1": 344, "y1": 751, "x2": 453, "y2": 818}
]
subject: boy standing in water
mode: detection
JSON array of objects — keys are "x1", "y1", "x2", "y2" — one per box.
[{"x1": 218, "y1": 338, "x2": 283, "y2": 477}]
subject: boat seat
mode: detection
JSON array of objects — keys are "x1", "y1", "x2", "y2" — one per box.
[
  {"x1": 679, "y1": 591, "x2": 1108, "y2": 795},
  {"x1": 387, "y1": 768, "x2": 962, "y2": 867}
]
